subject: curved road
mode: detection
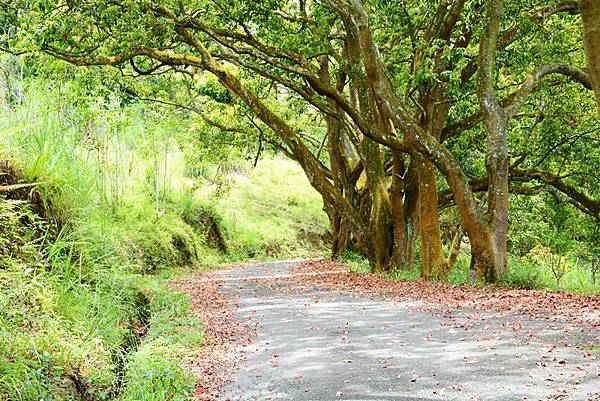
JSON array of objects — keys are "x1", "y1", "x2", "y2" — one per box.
[{"x1": 212, "y1": 260, "x2": 599, "y2": 401}]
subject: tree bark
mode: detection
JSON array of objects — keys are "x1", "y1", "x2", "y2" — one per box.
[
  {"x1": 404, "y1": 166, "x2": 420, "y2": 269},
  {"x1": 416, "y1": 85, "x2": 452, "y2": 280},
  {"x1": 580, "y1": 0, "x2": 600, "y2": 114},
  {"x1": 474, "y1": 0, "x2": 509, "y2": 282},
  {"x1": 447, "y1": 227, "x2": 465, "y2": 271},
  {"x1": 417, "y1": 155, "x2": 447, "y2": 280},
  {"x1": 362, "y1": 139, "x2": 393, "y2": 272},
  {"x1": 390, "y1": 152, "x2": 408, "y2": 269}
]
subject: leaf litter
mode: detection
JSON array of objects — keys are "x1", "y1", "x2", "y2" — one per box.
[{"x1": 170, "y1": 260, "x2": 600, "y2": 400}]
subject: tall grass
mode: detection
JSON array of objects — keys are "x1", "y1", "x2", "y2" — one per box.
[
  {"x1": 195, "y1": 157, "x2": 329, "y2": 259},
  {"x1": 1, "y1": 71, "x2": 330, "y2": 400},
  {"x1": 0, "y1": 79, "x2": 204, "y2": 401}
]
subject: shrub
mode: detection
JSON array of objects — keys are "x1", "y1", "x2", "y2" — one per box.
[
  {"x1": 118, "y1": 347, "x2": 195, "y2": 401},
  {"x1": 112, "y1": 214, "x2": 199, "y2": 274},
  {"x1": 388, "y1": 266, "x2": 421, "y2": 282},
  {"x1": 340, "y1": 250, "x2": 371, "y2": 273},
  {"x1": 502, "y1": 257, "x2": 545, "y2": 290},
  {"x1": 446, "y1": 255, "x2": 471, "y2": 285}
]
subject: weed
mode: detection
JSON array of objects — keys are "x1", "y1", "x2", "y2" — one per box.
[
  {"x1": 388, "y1": 267, "x2": 421, "y2": 282},
  {"x1": 446, "y1": 255, "x2": 471, "y2": 286}
]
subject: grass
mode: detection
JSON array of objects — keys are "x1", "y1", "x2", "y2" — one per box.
[
  {"x1": 0, "y1": 80, "x2": 207, "y2": 401},
  {"x1": 195, "y1": 157, "x2": 329, "y2": 260},
  {"x1": 0, "y1": 198, "x2": 202, "y2": 401},
  {"x1": 503, "y1": 255, "x2": 600, "y2": 294},
  {"x1": 341, "y1": 251, "x2": 372, "y2": 273},
  {"x1": 0, "y1": 75, "x2": 328, "y2": 401},
  {"x1": 339, "y1": 245, "x2": 600, "y2": 295},
  {"x1": 446, "y1": 254, "x2": 471, "y2": 286},
  {"x1": 117, "y1": 279, "x2": 202, "y2": 401}
]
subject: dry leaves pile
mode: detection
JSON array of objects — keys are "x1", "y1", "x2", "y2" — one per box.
[
  {"x1": 170, "y1": 272, "x2": 253, "y2": 400},
  {"x1": 292, "y1": 260, "x2": 600, "y2": 329}
]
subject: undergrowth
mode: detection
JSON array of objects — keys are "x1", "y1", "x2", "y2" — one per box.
[
  {"x1": 194, "y1": 158, "x2": 328, "y2": 260},
  {"x1": 340, "y1": 247, "x2": 600, "y2": 294},
  {"x1": 0, "y1": 187, "x2": 202, "y2": 401},
  {"x1": 0, "y1": 75, "x2": 328, "y2": 401},
  {"x1": 0, "y1": 80, "x2": 208, "y2": 401}
]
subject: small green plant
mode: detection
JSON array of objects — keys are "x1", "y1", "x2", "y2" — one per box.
[
  {"x1": 446, "y1": 255, "x2": 471, "y2": 285},
  {"x1": 118, "y1": 281, "x2": 202, "y2": 401},
  {"x1": 549, "y1": 254, "x2": 568, "y2": 288},
  {"x1": 590, "y1": 256, "x2": 599, "y2": 285},
  {"x1": 503, "y1": 257, "x2": 544, "y2": 290},
  {"x1": 388, "y1": 267, "x2": 421, "y2": 282},
  {"x1": 340, "y1": 250, "x2": 371, "y2": 273}
]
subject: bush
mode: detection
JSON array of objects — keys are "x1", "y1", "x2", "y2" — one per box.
[
  {"x1": 502, "y1": 257, "x2": 545, "y2": 289},
  {"x1": 388, "y1": 267, "x2": 421, "y2": 282},
  {"x1": 197, "y1": 157, "x2": 328, "y2": 260},
  {"x1": 446, "y1": 255, "x2": 471, "y2": 285},
  {"x1": 175, "y1": 195, "x2": 228, "y2": 254},
  {"x1": 118, "y1": 347, "x2": 195, "y2": 401},
  {"x1": 124, "y1": 217, "x2": 199, "y2": 274},
  {"x1": 340, "y1": 250, "x2": 371, "y2": 273},
  {"x1": 118, "y1": 281, "x2": 201, "y2": 401},
  {"x1": 0, "y1": 99, "x2": 204, "y2": 401}
]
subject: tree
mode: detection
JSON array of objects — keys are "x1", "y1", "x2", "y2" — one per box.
[
  {"x1": 3, "y1": 0, "x2": 598, "y2": 281},
  {"x1": 580, "y1": 0, "x2": 600, "y2": 114}
]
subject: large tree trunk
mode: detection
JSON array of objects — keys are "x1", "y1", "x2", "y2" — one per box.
[
  {"x1": 468, "y1": 225, "x2": 506, "y2": 282},
  {"x1": 390, "y1": 152, "x2": 408, "y2": 268},
  {"x1": 329, "y1": 209, "x2": 352, "y2": 258},
  {"x1": 482, "y1": 132, "x2": 510, "y2": 281},
  {"x1": 325, "y1": 106, "x2": 353, "y2": 258},
  {"x1": 362, "y1": 139, "x2": 393, "y2": 272},
  {"x1": 342, "y1": 32, "x2": 394, "y2": 271},
  {"x1": 580, "y1": 0, "x2": 600, "y2": 114},
  {"x1": 447, "y1": 227, "x2": 464, "y2": 271},
  {"x1": 417, "y1": 155, "x2": 447, "y2": 280},
  {"x1": 403, "y1": 165, "x2": 420, "y2": 269},
  {"x1": 472, "y1": 0, "x2": 509, "y2": 282},
  {"x1": 416, "y1": 87, "x2": 452, "y2": 280}
]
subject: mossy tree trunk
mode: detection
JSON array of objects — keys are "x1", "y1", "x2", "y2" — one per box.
[{"x1": 580, "y1": 0, "x2": 600, "y2": 115}]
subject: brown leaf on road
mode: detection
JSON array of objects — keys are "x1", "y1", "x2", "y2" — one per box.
[
  {"x1": 291, "y1": 260, "x2": 600, "y2": 330},
  {"x1": 169, "y1": 269, "x2": 254, "y2": 401}
]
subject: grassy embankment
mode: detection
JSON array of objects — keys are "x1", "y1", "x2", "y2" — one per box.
[{"x1": 0, "y1": 80, "x2": 328, "y2": 401}]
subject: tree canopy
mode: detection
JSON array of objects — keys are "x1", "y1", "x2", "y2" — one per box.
[{"x1": 2, "y1": 0, "x2": 599, "y2": 282}]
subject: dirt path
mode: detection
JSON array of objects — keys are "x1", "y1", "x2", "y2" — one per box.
[{"x1": 181, "y1": 260, "x2": 600, "y2": 401}]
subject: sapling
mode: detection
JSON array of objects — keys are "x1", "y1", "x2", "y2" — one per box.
[
  {"x1": 591, "y1": 256, "x2": 599, "y2": 285},
  {"x1": 549, "y1": 254, "x2": 568, "y2": 288}
]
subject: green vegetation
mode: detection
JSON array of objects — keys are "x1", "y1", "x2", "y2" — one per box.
[
  {"x1": 1, "y1": 1, "x2": 600, "y2": 399},
  {"x1": 195, "y1": 158, "x2": 328, "y2": 259},
  {"x1": 346, "y1": 250, "x2": 600, "y2": 294},
  {"x1": 0, "y1": 76, "x2": 204, "y2": 401},
  {"x1": 3, "y1": 0, "x2": 599, "y2": 282},
  {"x1": 0, "y1": 195, "x2": 200, "y2": 401},
  {"x1": 0, "y1": 65, "x2": 327, "y2": 401}
]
